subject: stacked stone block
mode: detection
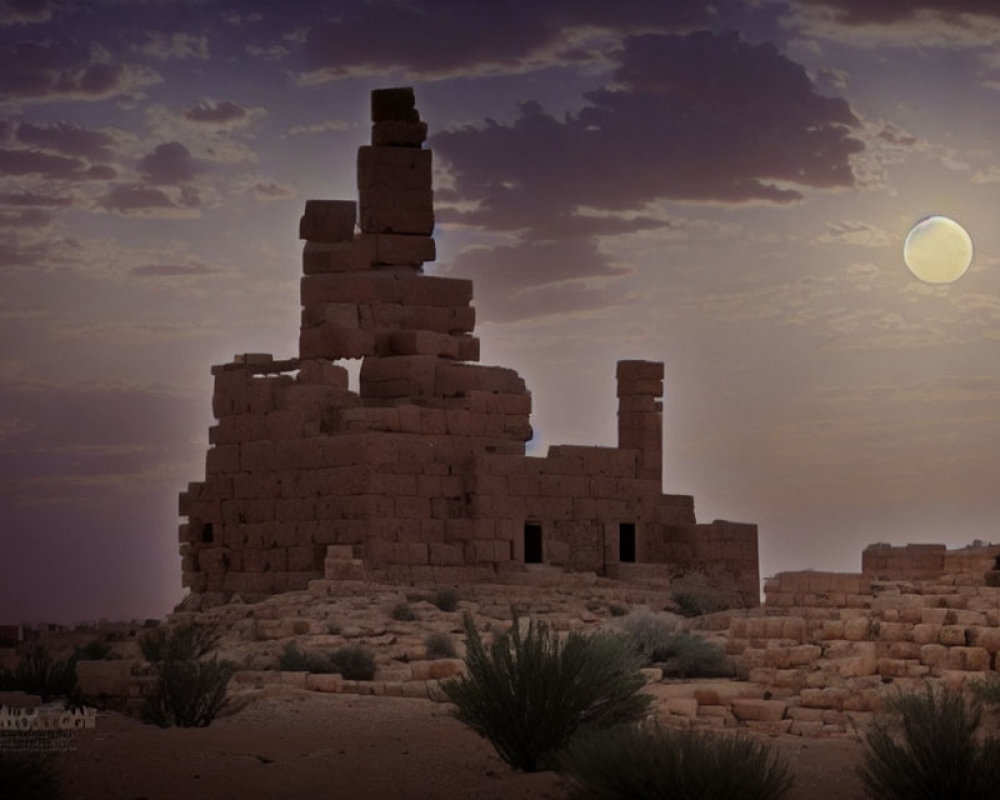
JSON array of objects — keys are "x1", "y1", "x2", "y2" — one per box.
[{"x1": 178, "y1": 87, "x2": 759, "y2": 603}]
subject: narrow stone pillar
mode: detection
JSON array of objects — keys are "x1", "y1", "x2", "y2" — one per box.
[{"x1": 616, "y1": 360, "x2": 663, "y2": 482}]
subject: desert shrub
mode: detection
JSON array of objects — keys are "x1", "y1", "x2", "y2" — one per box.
[
  {"x1": 425, "y1": 632, "x2": 457, "y2": 659},
  {"x1": 278, "y1": 642, "x2": 337, "y2": 673},
  {"x1": 970, "y1": 672, "x2": 1000, "y2": 706},
  {"x1": 139, "y1": 622, "x2": 217, "y2": 662},
  {"x1": 0, "y1": 644, "x2": 77, "y2": 701},
  {"x1": 857, "y1": 685, "x2": 1000, "y2": 799},
  {"x1": 329, "y1": 645, "x2": 376, "y2": 681},
  {"x1": 141, "y1": 658, "x2": 236, "y2": 728},
  {"x1": 673, "y1": 591, "x2": 727, "y2": 618},
  {"x1": 619, "y1": 610, "x2": 677, "y2": 662},
  {"x1": 444, "y1": 612, "x2": 650, "y2": 772},
  {"x1": 608, "y1": 603, "x2": 629, "y2": 618},
  {"x1": 559, "y1": 722, "x2": 793, "y2": 800},
  {"x1": 140, "y1": 623, "x2": 233, "y2": 728},
  {"x1": 72, "y1": 639, "x2": 113, "y2": 661},
  {"x1": 652, "y1": 633, "x2": 736, "y2": 679},
  {"x1": 326, "y1": 621, "x2": 342, "y2": 635},
  {"x1": 391, "y1": 602, "x2": 418, "y2": 622},
  {"x1": 0, "y1": 753, "x2": 62, "y2": 800},
  {"x1": 432, "y1": 586, "x2": 459, "y2": 612}
]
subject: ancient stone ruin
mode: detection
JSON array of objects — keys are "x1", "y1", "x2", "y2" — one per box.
[{"x1": 177, "y1": 88, "x2": 760, "y2": 605}]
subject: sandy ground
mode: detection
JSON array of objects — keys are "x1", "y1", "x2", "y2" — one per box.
[{"x1": 51, "y1": 692, "x2": 867, "y2": 800}]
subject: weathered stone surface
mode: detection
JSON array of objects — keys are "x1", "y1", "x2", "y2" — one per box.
[{"x1": 300, "y1": 200, "x2": 357, "y2": 244}]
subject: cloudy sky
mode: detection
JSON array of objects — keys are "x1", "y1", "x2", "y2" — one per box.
[{"x1": 3, "y1": 0, "x2": 1000, "y2": 624}]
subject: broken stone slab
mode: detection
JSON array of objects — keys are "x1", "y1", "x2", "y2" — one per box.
[
  {"x1": 302, "y1": 240, "x2": 372, "y2": 274},
  {"x1": 364, "y1": 233, "x2": 435, "y2": 266},
  {"x1": 371, "y1": 87, "x2": 419, "y2": 122},
  {"x1": 372, "y1": 120, "x2": 427, "y2": 147},
  {"x1": 299, "y1": 200, "x2": 357, "y2": 244}
]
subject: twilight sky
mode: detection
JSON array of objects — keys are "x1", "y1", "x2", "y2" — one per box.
[{"x1": 3, "y1": 0, "x2": 1000, "y2": 624}]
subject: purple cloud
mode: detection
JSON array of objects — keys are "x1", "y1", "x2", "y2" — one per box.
[
  {"x1": 98, "y1": 184, "x2": 175, "y2": 213},
  {"x1": 300, "y1": 0, "x2": 716, "y2": 78},
  {"x1": 0, "y1": 207, "x2": 51, "y2": 228},
  {"x1": 183, "y1": 99, "x2": 247, "y2": 125},
  {"x1": 794, "y1": 0, "x2": 1000, "y2": 24},
  {"x1": 0, "y1": 40, "x2": 160, "y2": 102},
  {"x1": 433, "y1": 31, "x2": 861, "y2": 320},
  {"x1": 15, "y1": 121, "x2": 117, "y2": 161},
  {"x1": 0, "y1": 147, "x2": 115, "y2": 180},
  {"x1": 0, "y1": 191, "x2": 72, "y2": 206},
  {"x1": 130, "y1": 262, "x2": 217, "y2": 277},
  {"x1": 137, "y1": 141, "x2": 201, "y2": 185},
  {"x1": 0, "y1": 0, "x2": 59, "y2": 26}
]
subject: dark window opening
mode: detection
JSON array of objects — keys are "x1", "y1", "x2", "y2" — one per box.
[
  {"x1": 994, "y1": 554, "x2": 1000, "y2": 571},
  {"x1": 524, "y1": 523, "x2": 543, "y2": 564},
  {"x1": 619, "y1": 523, "x2": 636, "y2": 563},
  {"x1": 201, "y1": 523, "x2": 214, "y2": 544}
]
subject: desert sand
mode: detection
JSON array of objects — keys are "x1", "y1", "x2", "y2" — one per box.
[{"x1": 55, "y1": 691, "x2": 866, "y2": 800}]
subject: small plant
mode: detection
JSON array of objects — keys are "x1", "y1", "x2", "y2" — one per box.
[
  {"x1": 72, "y1": 639, "x2": 113, "y2": 661},
  {"x1": 326, "y1": 621, "x2": 342, "y2": 635},
  {"x1": 970, "y1": 672, "x2": 1000, "y2": 706},
  {"x1": 652, "y1": 632, "x2": 736, "y2": 679},
  {"x1": 278, "y1": 642, "x2": 336, "y2": 673},
  {"x1": 560, "y1": 722, "x2": 793, "y2": 800},
  {"x1": 139, "y1": 622, "x2": 217, "y2": 662},
  {"x1": 425, "y1": 632, "x2": 457, "y2": 659},
  {"x1": 0, "y1": 753, "x2": 63, "y2": 800},
  {"x1": 444, "y1": 612, "x2": 650, "y2": 772},
  {"x1": 432, "y1": 586, "x2": 459, "y2": 612},
  {"x1": 673, "y1": 591, "x2": 727, "y2": 617},
  {"x1": 329, "y1": 645, "x2": 376, "y2": 681},
  {"x1": 857, "y1": 685, "x2": 1000, "y2": 799},
  {"x1": 141, "y1": 658, "x2": 236, "y2": 728},
  {"x1": 391, "y1": 602, "x2": 418, "y2": 622},
  {"x1": 139, "y1": 623, "x2": 234, "y2": 728},
  {"x1": 619, "y1": 610, "x2": 677, "y2": 662},
  {"x1": 608, "y1": 603, "x2": 629, "y2": 617},
  {"x1": 0, "y1": 643, "x2": 78, "y2": 702}
]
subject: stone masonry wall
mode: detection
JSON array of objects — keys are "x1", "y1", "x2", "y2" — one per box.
[{"x1": 177, "y1": 88, "x2": 760, "y2": 603}]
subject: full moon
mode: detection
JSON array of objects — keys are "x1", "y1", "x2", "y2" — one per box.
[{"x1": 903, "y1": 215, "x2": 973, "y2": 284}]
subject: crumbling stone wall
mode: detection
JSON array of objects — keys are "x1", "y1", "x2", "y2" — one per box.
[{"x1": 177, "y1": 88, "x2": 759, "y2": 602}]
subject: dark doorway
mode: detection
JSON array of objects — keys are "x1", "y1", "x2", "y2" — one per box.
[
  {"x1": 619, "y1": 523, "x2": 636, "y2": 563},
  {"x1": 524, "y1": 523, "x2": 543, "y2": 564},
  {"x1": 202, "y1": 522, "x2": 214, "y2": 544}
]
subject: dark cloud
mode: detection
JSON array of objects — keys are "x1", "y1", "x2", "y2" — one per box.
[
  {"x1": 98, "y1": 184, "x2": 175, "y2": 212},
  {"x1": 300, "y1": 0, "x2": 716, "y2": 78},
  {"x1": 137, "y1": 141, "x2": 201, "y2": 185},
  {"x1": 0, "y1": 0, "x2": 59, "y2": 26},
  {"x1": 183, "y1": 99, "x2": 247, "y2": 124},
  {"x1": 0, "y1": 41, "x2": 159, "y2": 102},
  {"x1": 251, "y1": 180, "x2": 292, "y2": 201},
  {"x1": 15, "y1": 121, "x2": 117, "y2": 161},
  {"x1": 130, "y1": 262, "x2": 216, "y2": 277},
  {"x1": 794, "y1": 0, "x2": 1000, "y2": 24},
  {"x1": 0, "y1": 207, "x2": 51, "y2": 228},
  {"x1": 433, "y1": 31, "x2": 861, "y2": 320},
  {"x1": 0, "y1": 147, "x2": 115, "y2": 180},
  {"x1": 0, "y1": 191, "x2": 72, "y2": 206}
]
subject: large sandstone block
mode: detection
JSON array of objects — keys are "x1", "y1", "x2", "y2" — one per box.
[
  {"x1": 371, "y1": 87, "x2": 418, "y2": 122},
  {"x1": 372, "y1": 119, "x2": 427, "y2": 147},
  {"x1": 730, "y1": 698, "x2": 786, "y2": 722},
  {"x1": 388, "y1": 330, "x2": 459, "y2": 359},
  {"x1": 358, "y1": 146, "x2": 431, "y2": 191},
  {"x1": 302, "y1": 240, "x2": 372, "y2": 274},
  {"x1": 299, "y1": 324, "x2": 376, "y2": 360},
  {"x1": 365, "y1": 233, "x2": 435, "y2": 266},
  {"x1": 301, "y1": 273, "x2": 471, "y2": 307},
  {"x1": 299, "y1": 200, "x2": 356, "y2": 243},
  {"x1": 435, "y1": 363, "x2": 526, "y2": 397}
]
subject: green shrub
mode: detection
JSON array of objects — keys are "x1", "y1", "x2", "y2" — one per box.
[
  {"x1": 444, "y1": 612, "x2": 650, "y2": 772},
  {"x1": 330, "y1": 645, "x2": 376, "y2": 681},
  {"x1": 278, "y1": 642, "x2": 337, "y2": 673},
  {"x1": 139, "y1": 623, "x2": 217, "y2": 662},
  {"x1": 141, "y1": 658, "x2": 236, "y2": 728},
  {"x1": 425, "y1": 632, "x2": 457, "y2": 659},
  {"x1": 652, "y1": 633, "x2": 736, "y2": 679},
  {"x1": 432, "y1": 586, "x2": 459, "y2": 612},
  {"x1": 857, "y1": 685, "x2": 1000, "y2": 799},
  {"x1": 391, "y1": 602, "x2": 418, "y2": 622},
  {"x1": 970, "y1": 672, "x2": 1000, "y2": 706},
  {"x1": 0, "y1": 753, "x2": 62, "y2": 800},
  {"x1": 139, "y1": 623, "x2": 233, "y2": 728},
  {"x1": 0, "y1": 644, "x2": 77, "y2": 702},
  {"x1": 560, "y1": 722, "x2": 793, "y2": 800},
  {"x1": 72, "y1": 639, "x2": 113, "y2": 661},
  {"x1": 673, "y1": 591, "x2": 727, "y2": 618},
  {"x1": 619, "y1": 611, "x2": 677, "y2": 662}
]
